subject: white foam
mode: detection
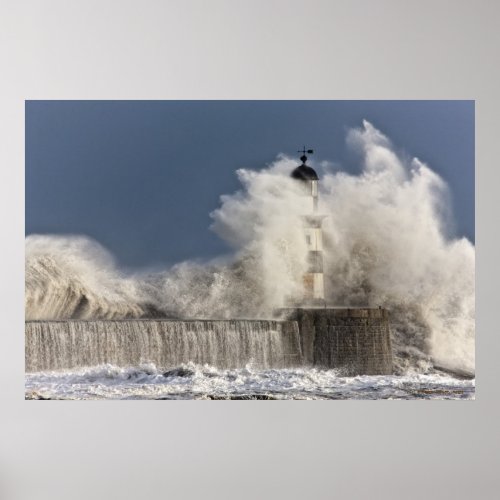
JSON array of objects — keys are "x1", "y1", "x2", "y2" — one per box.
[{"x1": 25, "y1": 363, "x2": 475, "y2": 400}]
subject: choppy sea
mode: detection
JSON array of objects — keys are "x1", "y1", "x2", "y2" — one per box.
[{"x1": 25, "y1": 363, "x2": 475, "y2": 400}]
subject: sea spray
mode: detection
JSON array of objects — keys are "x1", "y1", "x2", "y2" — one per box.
[
  {"x1": 319, "y1": 122, "x2": 474, "y2": 373},
  {"x1": 25, "y1": 121, "x2": 475, "y2": 373},
  {"x1": 25, "y1": 236, "x2": 158, "y2": 320}
]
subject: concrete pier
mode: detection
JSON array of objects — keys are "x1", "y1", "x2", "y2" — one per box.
[
  {"x1": 280, "y1": 308, "x2": 393, "y2": 375},
  {"x1": 25, "y1": 309, "x2": 393, "y2": 375}
]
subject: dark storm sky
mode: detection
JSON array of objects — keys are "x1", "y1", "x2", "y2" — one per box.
[{"x1": 25, "y1": 101, "x2": 474, "y2": 269}]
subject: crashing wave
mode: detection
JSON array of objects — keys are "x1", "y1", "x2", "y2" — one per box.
[{"x1": 25, "y1": 121, "x2": 475, "y2": 374}]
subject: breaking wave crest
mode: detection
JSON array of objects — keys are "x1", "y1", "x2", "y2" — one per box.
[{"x1": 25, "y1": 121, "x2": 475, "y2": 374}]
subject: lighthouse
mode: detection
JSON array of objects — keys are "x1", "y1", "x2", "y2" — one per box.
[{"x1": 291, "y1": 148, "x2": 326, "y2": 305}]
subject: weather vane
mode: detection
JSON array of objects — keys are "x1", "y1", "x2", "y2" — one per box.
[
  {"x1": 298, "y1": 146, "x2": 314, "y2": 155},
  {"x1": 298, "y1": 146, "x2": 314, "y2": 164}
]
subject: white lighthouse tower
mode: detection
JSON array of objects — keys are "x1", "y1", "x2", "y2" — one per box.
[{"x1": 291, "y1": 148, "x2": 326, "y2": 305}]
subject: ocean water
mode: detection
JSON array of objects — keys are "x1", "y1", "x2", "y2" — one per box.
[{"x1": 25, "y1": 363, "x2": 475, "y2": 400}]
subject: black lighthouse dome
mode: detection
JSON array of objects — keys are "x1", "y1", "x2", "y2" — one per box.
[{"x1": 291, "y1": 153, "x2": 318, "y2": 181}]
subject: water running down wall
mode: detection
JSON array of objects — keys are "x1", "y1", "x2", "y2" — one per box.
[
  {"x1": 25, "y1": 308, "x2": 393, "y2": 375},
  {"x1": 25, "y1": 319, "x2": 302, "y2": 372}
]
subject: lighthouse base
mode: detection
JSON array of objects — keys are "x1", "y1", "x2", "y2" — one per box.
[{"x1": 276, "y1": 307, "x2": 393, "y2": 375}]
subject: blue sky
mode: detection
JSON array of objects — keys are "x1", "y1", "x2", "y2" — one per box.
[{"x1": 25, "y1": 100, "x2": 474, "y2": 269}]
